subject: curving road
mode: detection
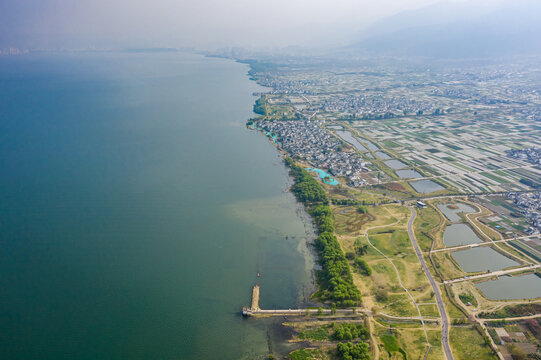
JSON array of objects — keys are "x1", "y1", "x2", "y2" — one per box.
[{"x1": 407, "y1": 206, "x2": 454, "y2": 360}]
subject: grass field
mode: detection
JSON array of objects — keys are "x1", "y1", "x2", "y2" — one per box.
[
  {"x1": 449, "y1": 326, "x2": 498, "y2": 360},
  {"x1": 373, "y1": 321, "x2": 445, "y2": 360}
]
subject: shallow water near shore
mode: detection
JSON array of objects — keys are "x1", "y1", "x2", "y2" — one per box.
[{"x1": 0, "y1": 52, "x2": 316, "y2": 359}]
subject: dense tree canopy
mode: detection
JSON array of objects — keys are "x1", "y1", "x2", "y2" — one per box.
[
  {"x1": 333, "y1": 323, "x2": 369, "y2": 341},
  {"x1": 337, "y1": 342, "x2": 370, "y2": 360}
]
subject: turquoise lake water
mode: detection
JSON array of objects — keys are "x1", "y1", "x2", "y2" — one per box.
[{"x1": 0, "y1": 52, "x2": 316, "y2": 360}]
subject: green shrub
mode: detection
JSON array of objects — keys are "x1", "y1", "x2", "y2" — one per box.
[
  {"x1": 354, "y1": 258, "x2": 372, "y2": 276},
  {"x1": 333, "y1": 323, "x2": 369, "y2": 341},
  {"x1": 336, "y1": 342, "x2": 370, "y2": 360}
]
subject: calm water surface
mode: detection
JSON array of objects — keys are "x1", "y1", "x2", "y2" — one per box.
[
  {"x1": 409, "y1": 179, "x2": 445, "y2": 193},
  {"x1": 335, "y1": 130, "x2": 368, "y2": 152},
  {"x1": 476, "y1": 274, "x2": 541, "y2": 300},
  {"x1": 396, "y1": 169, "x2": 422, "y2": 179},
  {"x1": 375, "y1": 151, "x2": 390, "y2": 160},
  {"x1": 0, "y1": 53, "x2": 315, "y2": 360},
  {"x1": 443, "y1": 224, "x2": 483, "y2": 247},
  {"x1": 385, "y1": 159, "x2": 407, "y2": 169},
  {"x1": 452, "y1": 247, "x2": 519, "y2": 273},
  {"x1": 437, "y1": 203, "x2": 476, "y2": 223}
]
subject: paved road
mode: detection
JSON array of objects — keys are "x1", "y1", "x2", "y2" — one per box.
[
  {"x1": 443, "y1": 264, "x2": 540, "y2": 284},
  {"x1": 407, "y1": 206, "x2": 454, "y2": 360}
]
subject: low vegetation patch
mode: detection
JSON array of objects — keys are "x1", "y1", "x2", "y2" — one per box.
[
  {"x1": 477, "y1": 303, "x2": 541, "y2": 319},
  {"x1": 299, "y1": 325, "x2": 331, "y2": 341},
  {"x1": 381, "y1": 334, "x2": 399, "y2": 352},
  {"x1": 458, "y1": 292, "x2": 477, "y2": 307},
  {"x1": 288, "y1": 348, "x2": 322, "y2": 360}
]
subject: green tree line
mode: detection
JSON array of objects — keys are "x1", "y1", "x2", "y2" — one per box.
[{"x1": 285, "y1": 158, "x2": 361, "y2": 306}]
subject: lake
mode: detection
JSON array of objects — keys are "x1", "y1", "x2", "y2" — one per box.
[{"x1": 0, "y1": 52, "x2": 316, "y2": 360}]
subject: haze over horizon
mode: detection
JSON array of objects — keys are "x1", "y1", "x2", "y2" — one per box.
[{"x1": 1, "y1": 0, "x2": 511, "y2": 51}]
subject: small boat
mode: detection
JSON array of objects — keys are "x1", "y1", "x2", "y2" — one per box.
[{"x1": 257, "y1": 272, "x2": 261, "y2": 277}]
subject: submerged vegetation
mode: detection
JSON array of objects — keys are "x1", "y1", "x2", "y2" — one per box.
[{"x1": 285, "y1": 157, "x2": 361, "y2": 306}]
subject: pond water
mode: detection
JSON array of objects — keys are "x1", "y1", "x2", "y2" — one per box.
[
  {"x1": 443, "y1": 224, "x2": 484, "y2": 247},
  {"x1": 452, "y1": 247, "x2": 519, "y2": 273},
  {"x1": 363, "y1": 140, "x2": 379, "y2": 151},
  {"x1": 437, "y1": 203, "x2": 476, "y2": 222},
  {"x1": 475, "y1": 274, "x2": 541, "y2": 300},
  {"x1": 365, "y1": 153, "x2": 374, "y2": 159},
  {"x1": 396, "y1": 169, "x2": 423, "y2": 179},
  {"x1": 336, "y1": 131, "x2": 368, "y2": 152},
  {"x1": 306, "y1": 168, "x2": 339, "y2": 185},
  {"x1": 385, "y1": 159, "x2": 408, "y2": 169},
  {"x1": 409, "y1": 180, "x2": 445, "y2": 193},
  {"x1": 375, "y1": 151, "x2": 391, "y2": 160}
]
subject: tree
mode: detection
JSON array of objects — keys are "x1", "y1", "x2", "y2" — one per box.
[
  {"x1": 337, "y1": 342, "x2": 370, "y2": 360},
  {"x1": 356, "y1": 244, "x2": 369, "y2": 256},
  {"x1": 354, "y1": 258, "x2": 372, "y2": 276}
]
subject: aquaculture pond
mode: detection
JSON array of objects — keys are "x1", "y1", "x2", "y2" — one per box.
[
  {"x1": 335, "y1": 130, "x2": 368, "y2": 152},
  {"x1": 409, "y1": 180, "x2": 445, "y2": 193},
  {"x1": 396, "y1": 169, "x2": 422, "y2": 179},
  {"x1": 385, "y1": 159, "x2": 407, "y2": 169},
  {"x1": 363, "y1": 140, "x2": 379, "y2": 151},
  {"x1": 443, "y1": 224, "x2": 483, "y2": 247},
  {"x1": 475, "y1": 274, "x2": 541, "y2": 300},
  {"x1": 452, "y1": 247, "x2": 519, "y2": 273},
  {"x1": 437, "y1": 203, "x2": 476, "y2": 223},
  {"x1": 375, "y1": 151, "x2": 391, "y2": 160}
]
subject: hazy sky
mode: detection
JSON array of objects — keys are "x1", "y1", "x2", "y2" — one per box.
[{"x1": 0, "y1": 0, "x2": 501, "y2": 49}]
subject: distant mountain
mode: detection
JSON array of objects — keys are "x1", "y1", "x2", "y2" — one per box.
[{"x1": 353, "y1": 0, "x2": 541, "y2": 58}]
